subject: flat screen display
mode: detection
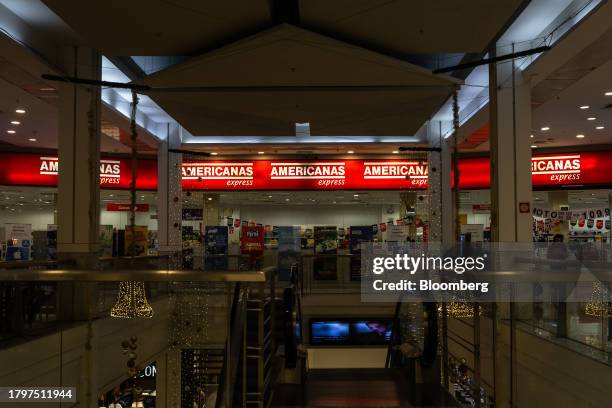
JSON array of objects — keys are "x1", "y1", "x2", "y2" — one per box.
[
  {"x1": 350, "y1": 321, "x2": 393, "y2": 345},
  {"x1": 310, "y1": 318, "x2": 394, "y2": 345},
  {"x1": 310, "y1": 321, "x2": 349, "y2": 344}
]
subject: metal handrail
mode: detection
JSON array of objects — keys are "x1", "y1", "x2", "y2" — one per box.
[{"x1": 0, "y1": 269, "x2": 267, "y2": 282}]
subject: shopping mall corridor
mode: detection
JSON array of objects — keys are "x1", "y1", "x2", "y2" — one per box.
[{"x1": 272, "y1": 369, "x2": 457, "y2": 408}]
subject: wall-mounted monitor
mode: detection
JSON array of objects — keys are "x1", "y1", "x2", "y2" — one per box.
[{"x1": 309, "y1": 318, "x2": 394, "y2": 345}]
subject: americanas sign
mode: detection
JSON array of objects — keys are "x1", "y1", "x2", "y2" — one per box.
[
  {"x1": 182, "y1": 160, "x2": 428, "y2": 190},
  {"x1": 531, "y1": 155, "x2": 581, "y2": 183},
  {"x1": 181, "y1": 162, "x2": 254, "y2": 188},
  {"x1": 362, "y1": 161, "x2": 428, "y2": 188}
]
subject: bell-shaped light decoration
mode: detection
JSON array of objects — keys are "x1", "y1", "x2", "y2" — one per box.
[{"x1": 111, "y1": 281, "x2": 154, "y2": 318}]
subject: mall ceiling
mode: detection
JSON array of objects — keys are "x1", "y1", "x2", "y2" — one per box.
[
  {"x1": 34, "y1": 0, "x2": 526, "y2": 137},
  {"x1": 40, "y1": 0, "x2": 525, "y2": 55}
]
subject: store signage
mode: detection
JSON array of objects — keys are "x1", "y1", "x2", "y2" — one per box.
[
  {"x1": 182, "y1": 160, "x2": 430, "y2": 190},
  {"x1": 532, "y1": 206, "x2": 610, "y2": 221},
  {"x1": 106, "y1": 203, "x2": 150, "y2": 212},
  {"x1": 3, "y1": 151, "x2": 612, "y2": 190},
  {"x1": 531, "y1": 154, "x2": 581, "y2": 183},
  {"x1": 459, "y1": 151, "x2": 612, "y2": 189},
  {"x1": 472, "y1": 204, "x2": 491, "y2": 213}
]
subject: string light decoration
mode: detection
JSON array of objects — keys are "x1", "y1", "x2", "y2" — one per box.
[
  {"x1": 585, "y1": 281, "x2": 612, "y2": 317},
  {"x1": 440, "y1": 301, "x2": 480, "y2": 318},
  {"x1": 111, "y1": 91, "x2": 155, "y2": 320},
  {"x1": 111, "y1": 282, "x2": 154, "y2": 318},
  {"x1": 168, "y1": 282, "x2": 214, "y2": 407}
]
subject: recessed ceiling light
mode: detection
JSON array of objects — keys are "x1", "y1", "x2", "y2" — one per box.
[
  {"x1": 540, "y1": 127, "x2": 550, "y2": 131},
  {"x1": 285, "y1": 198, "x2": 290, "y2": 201},
  {"x1": 15, "y1": 109, "x2": 26, "y2": 114},
  {"x1": 39, "y1": 87, "x2": 55, "y2": 91},
  {"x1": 605, "y1": 91, "x2": 612, "y2": 96},
  {"x1": 531, "y1": 145, "x2": 538, "y2": 148},
  {"x1": 210, "y1": 152, "x2": 218, "y2": 156},
  {"x1": 530, "y1": 134, "x2": 534, "y2": 138},
  {"x1": 596, "y1": 126, "x2": 605, "y2": 130},
  {"x1": 7, "y1": 130, "x2": 16, "y2": 134},
  {"x1": 28, "y1": 138, "x2": 37, "y2": 142},
  {"x1": 257, "y1": 151, "x2": 264, "y2": 155},
  {"x1": 587, "y1": 117, "x2": 596, "y2": 121},
  {"x1": 267, "y1": 195, "x2": 273, "y2": 198},
  {"x1": 207, "y1": 197, "x2": 213, "y2": 201},
  {"x1": 10, "y1": 121, "x2": 20, "y2": 125},
  {"x1": 347, "y1": 150, "x2": 354, "y2": 154},
  {"x1": 392, "y1": 150, "x2": 399, "y2": 154},
  {"x1": 579, "y1": 105, "x2": 589, "y2": 109},
  {"x1": 353, "y1": 194, "x2": 359, "y2": 197},
  {"x1": 576, "y1": 134, "x2": 585, "y2": 138}
]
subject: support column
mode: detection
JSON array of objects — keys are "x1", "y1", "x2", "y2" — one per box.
[
  {"x1": 157, "y1": 123, "x2": 182, "y2": 257},
  {"x1": 489, "y1": 64, "x2": 533, "y2": 243},
  {"x1": 57, "y1": 46, "x2": 101, "y2": 267},
  {"x1": 203, "y1": 193, "x2": 221, "y2": 228},
  {"x1": 489, "y1": 55, "x2": 533, "y2": 408}
]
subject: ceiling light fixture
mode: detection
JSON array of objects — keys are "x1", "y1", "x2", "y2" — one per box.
[
  {"x1": 15, "y1": 109, "x2": 26, "y2": 114},
  {"x1": 530, "y1": 134, "x2": 534, "y2": 138},
  {"x1": 347, "y1": 150, "x2": 354, "y2": 154},
  {"x1": 596, "y1": 126, "x2": 605, "y2": 130},
  {"x1": 210, "y1": 152, "x2": 218, "y2": 156},
  {"x1": 10, "y1": 121, "x2": 20, "y2": 125},
  {"x1": 576, "y1": 134, "x2": 585, "y2": 138},
  {"x1": 257, "y1": 151, "x2": 264, "y2": 155},
  {"x1": 392, "y1": 150, "x2": 399, "y2": 154},
  {"x1": 579, "y1": 105, "x2": 589, "y2": 109},
  {"x1": 28, "y1": 138, "x2": 37, "y2": 142},
  {"x1": 587, "y1": 117, "x2": 596, "y2": 121},
  {"x1": 7, "y1": 130, "x2": 15, "y2": 134},
  {"x1": 605, "y1": 91, "x2": 612, "y2": 96},
  {"x1": 540, "y1": 127, "x2": 550, "y2": 131},
  {"x1": 531, "y1": 145, "x2": 538, "y2": 148}
]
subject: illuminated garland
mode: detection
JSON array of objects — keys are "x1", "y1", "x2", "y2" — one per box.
[
  {"x1": 111, "y1": 281, "x2": 154, "y2": 319},
  {"x1": 585, "y1": 281, "x2": 612, "y2": 317}
]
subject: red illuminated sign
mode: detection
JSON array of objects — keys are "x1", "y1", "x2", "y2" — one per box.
[
  {"x1": 181, "y1": 160, "x2": 429, "y2": 190},
  {"x1": 2, "y1": 151, "x2": 612, "y2": 191},
  {"x1": 459, "y1": 152, "x2": 612, "y2": 189}
]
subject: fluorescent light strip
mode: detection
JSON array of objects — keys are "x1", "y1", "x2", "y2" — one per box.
[{"x1": 531, "y1": 155, "x2": 580, "y2": 160}]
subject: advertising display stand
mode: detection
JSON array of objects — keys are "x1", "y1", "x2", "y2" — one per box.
[
  {"x1": 205, "y1": 226, "x2": 229, "y2": 270},
  {"x1": 277, "y1": 226, "x2": 302, "y2": 281},
  {"x1": 241, "y1": 226, "x2": 265, "y2": 270},
  {"x1": 314, "y1": 226, "x2": 338, "y2": 280},
  {"x1": 349, "y1": 226, "x2": 374, "y2": 281},
  {"x1": 2, "y1": 223, "x2": 32, "y2": 261}
]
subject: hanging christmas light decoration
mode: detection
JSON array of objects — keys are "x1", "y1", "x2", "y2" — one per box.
[
  {"x1": 111, "y1": 91, "x2": 154, "y2": 319},
  {"x1": 585, "y1": 281, "x2": 612, "y2": 317},
  {"x1": 111, "y1": 282, "x2": 154, "y2": 318}
]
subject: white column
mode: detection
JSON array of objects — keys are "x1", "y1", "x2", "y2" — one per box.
[
  {"x1": 157, "y1": 123, "x2": 182, "y2": 254},
  {"x1": 489, "y1": 63, "x2": 533, "y2": 242},
  {"x1": 56, "y1": 46, "x2": 101, "y2": 266},
  {"x1": 489, "y1": 57, "x2": 533, "y2": 408}
]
